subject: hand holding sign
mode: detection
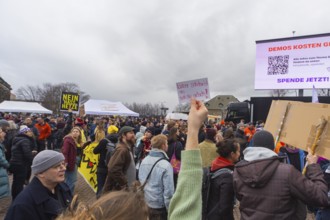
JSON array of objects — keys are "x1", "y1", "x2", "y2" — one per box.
[
  {"x1": 176, "y1": 78, "x2": 210, "y2": 104},
  {"x1": 306, "y1": 147, "x2": 318, "y2": 165}
]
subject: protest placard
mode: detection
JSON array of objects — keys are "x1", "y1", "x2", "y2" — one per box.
[
  {"x1": 176, "y1": 78, "x2": 210, "y2": 104},
  {"x1": 60, "y1": 92, "x2": 80, "y2": 111},
  {"x1": 265, "y1": 100, "x2": 330, "y2": 159}
]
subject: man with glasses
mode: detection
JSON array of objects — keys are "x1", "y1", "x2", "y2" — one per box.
[{"x1": 5, "y1": 150, "x2": 72, "y2": 220}]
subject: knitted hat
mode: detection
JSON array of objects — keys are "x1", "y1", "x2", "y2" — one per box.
[
  {"x1": 31, "y1": 150, "x2": 65, "y2": 175},
  {"x1": 108, "y1": 125, "x2": 119, "y2": 134},
  {"x1": 0, "y1": 119, "x2": 9, "y2": 130},
  {"x1": 19, "y1": 125, "x2": 31, "y2": 134},
  {"x1": 118, "y1": 126, "x2": 134, "y2": 136},
  {"x1": 251, "y1": 130, "x2": 275, "y2": 150}
]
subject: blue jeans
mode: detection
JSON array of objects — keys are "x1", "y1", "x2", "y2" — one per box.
[
  {"x1": 316, "y1": 208, "x2": 330, "y2": 220},
  {"x1": 65, "y1": 165, "x2": 77, "y2": 194}
]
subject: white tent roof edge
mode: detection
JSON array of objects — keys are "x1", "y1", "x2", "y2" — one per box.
[
  {"x1": 0, "y1": 100, "x2": 53, "y2": 114},
  {"x1": 82, "y1": 99, "x2": 139, "y2": 117}
]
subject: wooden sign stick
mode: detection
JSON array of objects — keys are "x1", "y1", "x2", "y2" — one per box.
[{"x1": 302, "y1": 116, "x2": 327, "y2": 175}]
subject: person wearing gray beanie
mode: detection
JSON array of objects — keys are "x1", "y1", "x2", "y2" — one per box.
[
  {"x1": 31, "y1": 150, "x2": 65, "y2": 175},
  {"x1": 0, "y1": 119, "x2": 9, "y2": 132},
  {"x1": 5, "y1": 150, "x2": 72, "y2": 220}
]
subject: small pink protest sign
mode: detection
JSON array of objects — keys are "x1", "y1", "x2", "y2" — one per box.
[{"x1": 176, "y1": 78, "x2": 210, "y2": 104}]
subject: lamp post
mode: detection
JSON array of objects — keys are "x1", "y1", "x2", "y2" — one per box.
[{"x1": 160, "y1": 102, "x2": 168, "y2": 116}]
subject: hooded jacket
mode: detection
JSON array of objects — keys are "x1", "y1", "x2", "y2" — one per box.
[
  {"x1": 206, "y1": 157, "x2": 234, "y2": 220},
  {"x1": 234, "y1": 147, "x2": 328, "y2": 220}
]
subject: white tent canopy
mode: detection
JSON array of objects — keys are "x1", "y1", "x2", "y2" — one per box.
[
  {"x1": 165, "y1": 112, "x2": 188, "y2": 120},
  {"x1": 0, "y1": 101, "x2": 53, "y2": 114},
  {"x1": 82, "y1": 99, "x2": 139, "y2": 116}
]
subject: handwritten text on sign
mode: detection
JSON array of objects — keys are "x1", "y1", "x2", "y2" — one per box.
[{"x1": 176, "y1": 78, "x2": 210, "y2": 104}]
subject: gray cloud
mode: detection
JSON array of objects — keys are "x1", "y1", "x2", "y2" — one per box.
[{"x1": 1, "y1": 0, "x2": 330, "y2": 111}]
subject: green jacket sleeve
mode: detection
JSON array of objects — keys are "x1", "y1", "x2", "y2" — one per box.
[{"x1": 168, "y1": 150, "x2": 202, "y2": 220}]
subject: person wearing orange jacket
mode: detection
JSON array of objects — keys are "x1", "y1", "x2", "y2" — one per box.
[
  {"x1": 35, "y1": 117, "x2": 51, "y2": 152},
  {"x1": 244, "y1": 122, "x2": 256, "y2": 144}
]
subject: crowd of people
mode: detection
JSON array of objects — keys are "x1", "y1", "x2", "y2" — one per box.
[{"x1": 0, "y1": 100, "x2": 329, "y2": 219}]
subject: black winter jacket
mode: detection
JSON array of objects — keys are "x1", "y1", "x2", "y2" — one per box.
[
  {"x1": 207, "y1": 167, "x2": 235, "y2": 220},
  {"x1": 4, "y1": 177, "x2": 72, "y2": 220},
  {"x1": 9, "y1": 134, "x2": 34, "y2": 166}
]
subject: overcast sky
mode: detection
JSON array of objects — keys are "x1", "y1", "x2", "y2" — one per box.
[{"x1": 1, "y1": 0, "x2": 330, "y2": 111}]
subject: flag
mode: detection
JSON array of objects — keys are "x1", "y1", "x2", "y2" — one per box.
[
  {"x1": 78, "y1": 141, "x2": 100, "y2": 192},
  {"x1": 312, "y1": 85, "x2": 319, "y2": 103}
]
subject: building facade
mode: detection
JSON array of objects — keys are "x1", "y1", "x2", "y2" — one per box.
[
  {"x1": 204, "y1": 95, "x2": 239, "y2": 118},
  {"x1": 0, "y1": 77, "x2": 12, "y2": 103}
]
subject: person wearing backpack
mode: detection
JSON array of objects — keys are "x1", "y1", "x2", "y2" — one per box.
[
  {"x1": 103, "y1": 126, "x2": 136, "y2": 192},
  {"x1": 138, "y1": 134, "x2": 174, "y2": 220},
  {"x1": 203, "y1": 139, "x2": 240, "y2": 220},
  {"x1": 93, "y1": 134, "x2": 118, "y2": 198}
]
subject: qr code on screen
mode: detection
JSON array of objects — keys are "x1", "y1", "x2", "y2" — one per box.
[{"x1": 267, "y1": 55, "x2": 289, "y2": 75}]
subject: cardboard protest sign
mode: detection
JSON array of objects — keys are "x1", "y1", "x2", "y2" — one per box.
[
  {"x1": 176, "y1": 78, "x2": 210, "y2": 104},
  {"x1": 264, "y1": 100, "x2": 330, "y2": 159},
  {"x1": 60, "y1": 92, "x2": 80, "y2": 111}
]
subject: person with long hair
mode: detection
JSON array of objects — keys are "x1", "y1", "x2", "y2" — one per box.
[
  {"x1": 93, "y1": 133, "x2": 118, "y2": 199},
  {"x1": 56, "y1": 186, "x2": 148, "y2": 220},
  {"x1": 206, "y1": 139, "x2": 240, "y2": 220},
  {"x1": 166, "y1": 127, "x2": 184, "y2": 187},
  {"x1": 62, "y1": 126, "x2": 82, "y2": 193},
  {"x1": 94, "y1": 120, "x2": 106, "y2": 143}
]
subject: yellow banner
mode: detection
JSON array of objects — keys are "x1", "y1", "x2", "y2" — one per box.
[{"x1": 78, "y1": 141, "x2": 99, "y2": 192}]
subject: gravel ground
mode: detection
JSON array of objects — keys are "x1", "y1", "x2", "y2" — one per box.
[{"x1": 0, "y1": 173, "x2": 316, "y2": 219}]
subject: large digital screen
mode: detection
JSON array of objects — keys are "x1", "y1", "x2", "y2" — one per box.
[{"x1": 255, "y1": 33, "x2": 330, "y2": 90}]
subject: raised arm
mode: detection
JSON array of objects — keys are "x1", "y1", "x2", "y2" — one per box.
[{"x1": 168, "y1": 98, "x2": 208, "y2": 220}]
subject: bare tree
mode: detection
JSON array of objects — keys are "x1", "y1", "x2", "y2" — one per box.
[
  {"x1": 16, "y1": 82, "x2": 90, "y2": 114},
  {"x1": 174, "y1": 103, "x2": 190, "y2": 112},
  {"x1": 16, "y1": 85, "x2": 43, "y2": 101},
  {"x1": 318, "y1": 89, "x2": 330, "y2": 96},
  {"x1": 270, "y1": 89, "x2": 289, "y2": 97},
  {"x1": 124, "y1": 102, "x2": 164, "y2": 116}
]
